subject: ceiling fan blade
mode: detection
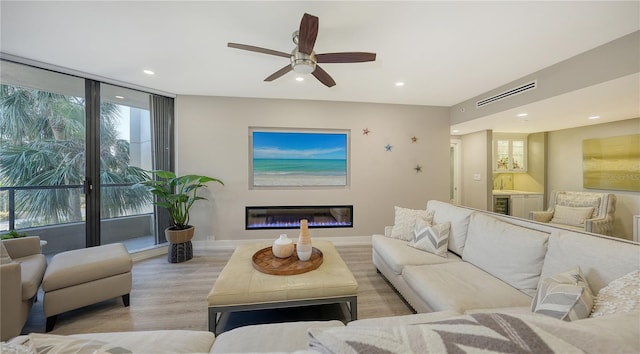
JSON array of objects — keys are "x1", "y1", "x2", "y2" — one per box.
[
  {"x1": 264, "y1": 65, "x2": 293, "y2": 82},
  {"x1": 316, "y1": 52, "x2": 377, "y2": 63},
  {"x1": 312, "y1": 65, "x2": 336, "y2": 87},
  {"x1": 298, "y1": 13, "x2": 319, "y2": 55},
  {"x1": 228, "y1": 43, "x2": 290, "y2": 58}
]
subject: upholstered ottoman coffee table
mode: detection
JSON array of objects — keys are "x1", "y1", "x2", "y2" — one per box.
[{"x1": 207, "y1": 240, "x2": 358, "y2": 334}]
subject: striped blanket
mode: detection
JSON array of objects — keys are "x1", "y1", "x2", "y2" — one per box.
[{"x1": 308, "y1": 313, "x2": 631, "y2": 354}]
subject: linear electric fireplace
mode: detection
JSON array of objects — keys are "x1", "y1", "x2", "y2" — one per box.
[{"x1": 246, "y1": 205, "x2": 353, "y2": 230}]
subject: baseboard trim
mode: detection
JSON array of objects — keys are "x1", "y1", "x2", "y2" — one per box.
[
  {"x1": 193, "y1": 236, "x2": 372, "y2": 251},
  {"x1": 129, "y1": 236, "x2": 372, "y2": 259}
]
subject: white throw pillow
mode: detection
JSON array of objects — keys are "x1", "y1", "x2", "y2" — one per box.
[
  {"x1": 408, "y1": 220, "x2": 450, "y2": 257},
  {"x1": 556, "y1": 193, "x2": 601, "y2": 216},
  {"x1": 590, "y1": 270, "x2": 640, "y2": 317},
  {"x1": 389, "y1": 207, "x2": 435, "y2": 241},
  {"x1": 551, "y1": 205, "x2": 595, "y2": 227},
  {"x1": 531, "y1": 267, "x2": 594, "y2": 321},
  {"x1": 27, "y1": 333, "x2": 132, "y2": 354}
]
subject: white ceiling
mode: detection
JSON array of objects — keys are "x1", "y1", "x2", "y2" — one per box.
[{"x1": 1, "y1": 1, "x2": 639, "y2": 133}]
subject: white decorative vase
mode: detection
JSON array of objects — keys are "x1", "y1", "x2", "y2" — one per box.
[
  {"x1": 272, "y1": 234, "x2": 294, "y2": 258},
  {"x1": 297, "y1": 219, "x2": 312, "y2": 261}
]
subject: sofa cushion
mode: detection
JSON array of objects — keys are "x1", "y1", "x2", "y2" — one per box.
[
  {"x1": 402, "y1": 262, "x2": 532, "y2": 313},
  {"x1": 531, "y1": 267, "x2": 594, "y2": 321},
  {"x1": 572, "y1": 312, "x2": 640, "y2": 349},
  {"x1": 69, "y1": 330, "x2": 216, "y2": 354},
  {"x1": 14, "y1": 254, "x2": 47, "y2": 300},
  {"x1": 462, "y1": 212, "x2": 549, "y2": 296},
  {"x1": 427, "y1": 200, "x2": 473, "y2": 255},
  {"x1": 590, "y1": 270, "x2": 640, "y2": 318},
  {"x1": 43, "y1": 243, "x2": 132, "y2": 292},
  {"x1": 541, "y1": 230, "x2": 640, "y2": 294},
  {"x1": 551, "y1": 205, "x2": 595, "y2": 227},
  {"x1": 210, "y1": 320, "x2": 343, "y2": 353},
  {"x1": 372, "y1": 234, "x2": 461, "y2": 275},
  {"x1": 407, "y1": 220, "x2": 450, "y2": 257},
  {"x1": 390, "y1": 206, "x2": 434, "y2": 241}
]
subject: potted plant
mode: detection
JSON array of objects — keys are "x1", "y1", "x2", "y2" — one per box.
[
  {"x1": 136, "y1": 170, "x2": 223, "y2": 261},
  {"x1": 1, "y1": 230, "x2": 27, "y2": 240}
]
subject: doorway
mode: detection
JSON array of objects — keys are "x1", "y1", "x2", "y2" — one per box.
[{"x1": 450, "y1": 139, "x2": 461, "y2": 204}]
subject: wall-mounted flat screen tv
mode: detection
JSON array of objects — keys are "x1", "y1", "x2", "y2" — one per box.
[{"x1": 249, "y1": 128, "x2": 350, "y2": 188}]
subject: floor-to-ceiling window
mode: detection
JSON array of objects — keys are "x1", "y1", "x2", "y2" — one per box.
[
  {"x1": 0, "y1": 60, "x2": 172, "y2": 254},
  {"x1": 99, "y1": 84, "x2": 155, "y2": 251}
]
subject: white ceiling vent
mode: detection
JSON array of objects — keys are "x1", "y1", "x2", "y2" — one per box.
[{"x1": 476, "y1": 81, "x2": 537, "y2": 108}]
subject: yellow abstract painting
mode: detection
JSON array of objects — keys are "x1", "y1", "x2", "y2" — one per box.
[{"x1": 583, "y1": 134, "x2": 640, "y2": 191}]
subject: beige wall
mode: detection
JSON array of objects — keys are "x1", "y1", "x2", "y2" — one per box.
[
  {"x1": 175, "y1": 96, "x2": 450, "y2": 241},
  {"x1": 460, "y1": 130, "x2": 492, "y2": 210},
  {"x1": 548, "y1": 118, "x2": 640, "y2": 239}
]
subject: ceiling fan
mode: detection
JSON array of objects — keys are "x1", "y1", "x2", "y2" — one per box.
[{"x1": 228, "y1": 13, "x2": 376, "y2": 87}]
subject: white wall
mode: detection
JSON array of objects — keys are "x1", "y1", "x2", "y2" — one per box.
[
  {"x1": 175, "y1": 96, "x2": 450, "y2": 241},
  {"x1": 548, "y1": 118, "x2": 640, "y2": 239},
  {"x1": 460, "y1": 130, "x2": 492, "y2": 210}
]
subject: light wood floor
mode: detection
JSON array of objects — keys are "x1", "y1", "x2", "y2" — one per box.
[{"x1": 22, "y1": 244, "x2": 413, "y2": 335}]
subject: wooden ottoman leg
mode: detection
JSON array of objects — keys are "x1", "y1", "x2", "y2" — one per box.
[
  {"x1": 46, "y1": 315, "x2": 57, "y2": 332},
  {"x1": 122, "y1": 294, "x2": 130, "y2": 307}
]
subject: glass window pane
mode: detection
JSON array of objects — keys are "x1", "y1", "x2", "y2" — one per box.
[
  {"x1": 99, "y1": 84, "x2": 155, "y2": 251},
  {"x1": 512, "y1": 140, "x2": 524, "y2": 170},
  {"x1": 496, "y1": 140, "x2": 510, "y2": 170},
  {"x1": 0, "y1": 60, "x2": 86, "y2": 254}
]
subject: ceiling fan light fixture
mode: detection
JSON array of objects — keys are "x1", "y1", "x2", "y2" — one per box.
[{"x1": 291, "y1": 50, "x2": 316, "y2": 74}]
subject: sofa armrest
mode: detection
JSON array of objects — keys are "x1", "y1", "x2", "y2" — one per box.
[
  {"x1": 530, "y1": 211, "x2": 553, "y2": 223},
  {"x1": 585, "y1": 217, "x2": 614, "y2": 236},
  {"x1": 2, "y1": 236, "x2": 41, "y2": 259},
  {"x1": 1, "y1": 262, "x2": 23, "y2": 341}
]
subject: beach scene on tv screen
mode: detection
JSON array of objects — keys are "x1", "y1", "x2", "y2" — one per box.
[{"x1": 252, "y1": 131, "x2": 348, "y2": 187}]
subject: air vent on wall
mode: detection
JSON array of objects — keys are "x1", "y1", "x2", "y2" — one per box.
[{"x1": 476, "y1": 81, "x2": 537, "y2": 108}]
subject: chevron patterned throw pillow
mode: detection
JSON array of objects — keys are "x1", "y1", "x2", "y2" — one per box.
[{"x1": 408, "y1": 219, "x2": 450, "y2": 257}]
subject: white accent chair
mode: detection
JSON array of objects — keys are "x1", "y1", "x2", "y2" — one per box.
[{"x1": 529, "y1": 191, "x2": 616, "y2": 235}]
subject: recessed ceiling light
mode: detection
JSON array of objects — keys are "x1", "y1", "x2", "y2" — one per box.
[
  {"x1": 588, "y1": 115, "x2": 601, "y2": 120},
  {"x1": 115, "y1": 95, "x2": 124, "y2": 99},
  {"x1": 295, "y1": 77, "x2": 304, "y2": 82},
  {"x1": 452, "y1": 129, "x2": 460, "y2": 133},
  {"x1": 395, "y1": 82, "x2": 404, "y2": 87},
  {"x1": 516, "y1": 113, "x2": 528, "y2": 117},
  {"x1": 143, "y1": 69, "x2": 155, "y2": 75}
]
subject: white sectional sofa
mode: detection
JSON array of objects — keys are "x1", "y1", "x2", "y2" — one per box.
[
  {"x1": 5, "y1": 201, "x2": 639, "y2": 353},
  {"x1": 372, "y1": 200, "x2": 639, "y2": 315}
]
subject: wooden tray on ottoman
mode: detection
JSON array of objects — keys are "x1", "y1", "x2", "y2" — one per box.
[{"x1": 252, "y1": 246, "x2": 323, "y2": 275}]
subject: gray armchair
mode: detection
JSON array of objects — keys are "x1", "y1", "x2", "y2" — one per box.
[
  {"x1": 530, "y1": 191, "x2": 617, "y2": 235},
  {"x1": 0, "y1": 236, "x2": 47, "y2": 341}
]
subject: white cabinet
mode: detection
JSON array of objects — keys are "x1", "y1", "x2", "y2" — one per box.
[
  {"x1": 493, "y1": 134, "x2": 527, "y2": 172},
  {"x1": 510, "y1": 194, "x2": 542, "y2": 219}
]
